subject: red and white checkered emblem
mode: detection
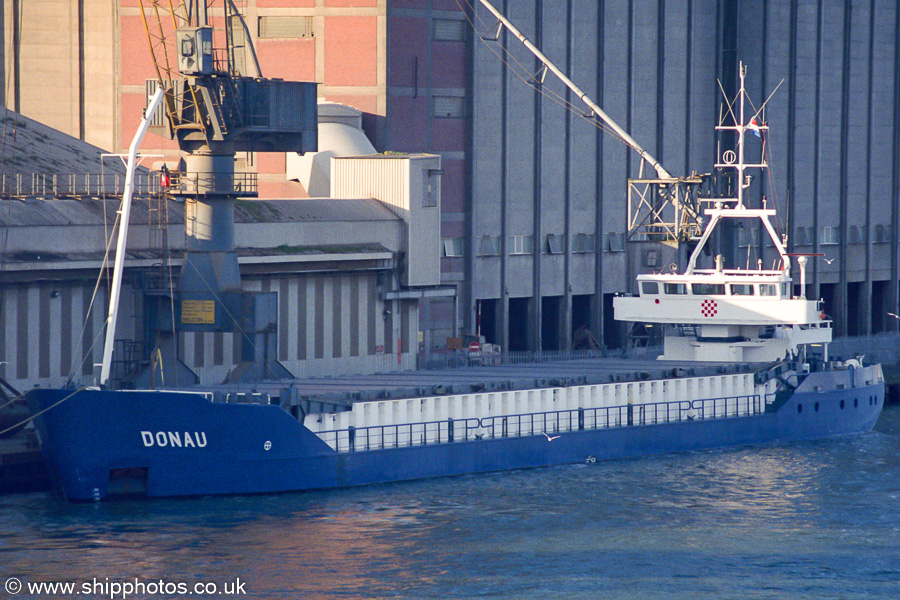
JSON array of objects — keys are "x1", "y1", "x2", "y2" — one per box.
[{"x1": 701, "y1": 299, "x2": 718, "y2": 317}]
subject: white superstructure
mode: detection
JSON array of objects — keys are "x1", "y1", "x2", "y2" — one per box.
[{"x1": 614, "y1": 64, "x2": 832, "y2": 363}]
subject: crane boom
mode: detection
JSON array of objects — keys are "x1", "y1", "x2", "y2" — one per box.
[{"x1": 477, "y1": 0, "x2": 672, "y2": 179}]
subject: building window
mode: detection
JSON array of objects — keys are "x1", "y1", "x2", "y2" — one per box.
[
  {"x1": 423, "y1": 173, "x2": 439, "y2": 208},
  {"x1": 794, "y1": 226, "x2": 811, "y2": 246},
  {"x1": 442, "y1": 237, "x2": 464, "y2": 257},
  {"x1": 606, "y1": 233, "x2": 625, "y2": 252},
  {"x1": 543, "y1": 234, "x2": 564, "y2": 255},
  {"x1": 434, "y1": 18, "x2": 466, "y2": 42},
  {"x1": 509, "y1": 235, "x2": 533, "y2": 255},
  {"x1": 258, "y1": 16, "x2": 315, "y2": 39},
  {"x1": 477, "y1": 235, "x2": 501, "y2": 256},
  {"x1": 434, "y1": 96, "x2": 465, "y2": 118},
  {"x1": 821, "y1": 226, "x2": 839, "y2": 245},
  {"x1": 573, "y1": 233, "x2": 596, "y2": 253},
  {"x1": 874, "y1": 224, "x2": 891, "y2": 243}
]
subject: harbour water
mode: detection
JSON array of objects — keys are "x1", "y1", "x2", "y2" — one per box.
[{"x1": 2, "y1": 406, "x2": 899, "y2": 599}]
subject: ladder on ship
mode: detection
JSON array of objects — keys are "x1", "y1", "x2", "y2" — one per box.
[{"x1": 147, "y1": 178, "x2": 174, "y2": 292}]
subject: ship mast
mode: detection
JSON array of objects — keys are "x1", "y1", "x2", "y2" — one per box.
[
  {"x1": 713, "y1": 62, "x2": 770, "y2": 210},
  {"x1": 99, "y1": 88, "x2": 166, "y2": 387}
]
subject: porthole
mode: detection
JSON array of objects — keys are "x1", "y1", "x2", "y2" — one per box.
[
  {"x1": 854, "y1": 398, "x2": 859, "y2": 408},
  {"x1": 814, "y1": 402, "x2": 820, "y2": 412},
  {"x1": 840, "y1": 399, "x2": 845, "y2": 409},
  {"x1": 797, "y1": 404, "x2": 803, "y2": 414}
]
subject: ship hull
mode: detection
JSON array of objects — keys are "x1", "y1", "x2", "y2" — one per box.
[{"x1": 27, "y1": 374, "x2": 884, "y2": 501}]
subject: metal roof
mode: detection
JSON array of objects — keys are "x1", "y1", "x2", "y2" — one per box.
[
  {"x1": 0, "y1": 196, "x2": 174, "y2": 227},
  {"x1": 0, "y1": 108, "x2": 130, "y2": 180},
  {"x1": 0, "y1": 196, "x2": 399, "y2": 229},
  {"x1": 235, "y1": 198, "x2": 399, "y2": 223}
]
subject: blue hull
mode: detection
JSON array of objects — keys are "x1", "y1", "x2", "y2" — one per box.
[{"x1": 26, "y1": 379, "x2": 884, "y2": 501}]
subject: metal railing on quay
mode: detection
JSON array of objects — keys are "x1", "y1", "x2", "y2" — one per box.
[
  {"x1": 415, "y1": 346, "x2": 663, "y2": 370},
  {"x1": 171, "y1": 171, "x2": 258, "y2": 196},
  {"x1": 0, "y1": 172, "x2": 165, "y2": 199},
  {"x1": 316, "y1": 393, "x2": 765, "y2": 453},
  {"x1": 0, "y1": 170, "x2": 259, "y2": 199}
]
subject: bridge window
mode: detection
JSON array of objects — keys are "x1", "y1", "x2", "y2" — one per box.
[
  {"x1": 730, "y1": 284, "x2": 755, "y2": 296},
  {"x1": 664, "y1": 283, "x2": 688, "y2": 295},
  {"x1": 759, "y1": 284, "x2": 778, "y2": 297},
  {"x1": 691, "y1": 283, "x2": 725, "y2": 295},
  {"x1": 641, "y1": 281, "x2": 659, "y2": 295}
]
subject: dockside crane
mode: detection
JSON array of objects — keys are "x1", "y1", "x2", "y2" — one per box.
[{"x1": 113, "y1": 0, "x2": 318, "y2": 387}]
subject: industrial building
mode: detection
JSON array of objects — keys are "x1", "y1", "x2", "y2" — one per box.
[
  {"x1": 1, "y1": 1, "x2": 899, "y2": 391},
  {"x1": 0, "y1": 113, "x2": 443, "y2": 391}
]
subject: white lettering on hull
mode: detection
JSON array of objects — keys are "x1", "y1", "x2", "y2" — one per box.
[{"x1": 141, "y1": 431, "x2": 208, "y2": 448}]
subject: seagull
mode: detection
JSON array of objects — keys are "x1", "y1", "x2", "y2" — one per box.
[
  {"x1": 823, "y1": 257, "x2": 835, "y2": 264},
  {"x1": 542, "y1": 431, "x2": 560, "y2": 442},
  {"x1": 888, "y1": 313, "x2": 900, "y2": 320}
]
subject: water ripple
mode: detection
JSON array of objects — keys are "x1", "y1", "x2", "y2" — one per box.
[{"x1": 1, "y1": 407, "x2": 899, "y2": 599}]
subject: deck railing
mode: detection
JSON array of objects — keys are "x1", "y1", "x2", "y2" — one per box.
[{"x1": 315, "y1": 393, "x2": 764, "y2": 453}]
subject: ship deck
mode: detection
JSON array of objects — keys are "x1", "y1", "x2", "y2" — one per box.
[{"x1": 198, "y1": 356, "x2": 760, "y2": 409}]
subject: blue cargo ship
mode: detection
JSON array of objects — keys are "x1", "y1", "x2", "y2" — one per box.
[
  {"x1": 22, "y1": 35, "x2": 886, "y2": 500},
  {"x1": 26, "y1": 360, "x2": 884, "y2": 501}
]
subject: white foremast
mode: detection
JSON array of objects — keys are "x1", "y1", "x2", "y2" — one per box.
[{"x1": 99, "y1": 87, "x2": 166, "y2": 387}]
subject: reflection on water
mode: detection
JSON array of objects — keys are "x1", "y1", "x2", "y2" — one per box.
[{"x1": 2, "y1": 407, "x2": 900, "y2": 599}]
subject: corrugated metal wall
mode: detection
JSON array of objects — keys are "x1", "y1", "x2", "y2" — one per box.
[
  {"x1": 183, "y1": 271, "x2": 416, "y2": 382},
  {"x1": 0, "y1": 281, "x2": 108, "y2": 389},
  {"x1": 0, "y1": 270, "x2": 417, "y2": 390}
]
